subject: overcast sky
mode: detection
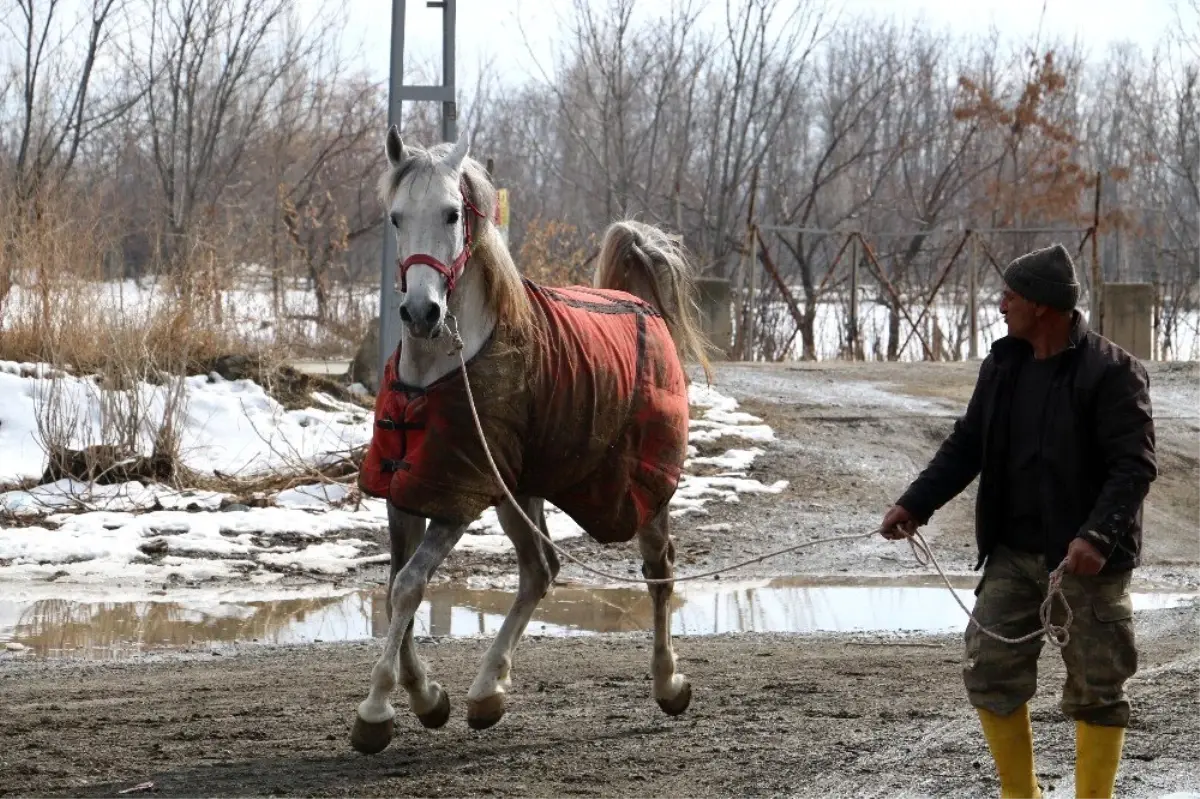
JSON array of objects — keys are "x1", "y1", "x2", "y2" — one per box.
[{"x1": 315, "y1": 0, "x2": 1185, "y2": 88}]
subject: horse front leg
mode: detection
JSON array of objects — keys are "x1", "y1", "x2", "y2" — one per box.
[
  {"x1": 637, "y1": 508, "x2": 691, "y2": 715},
  {"x1": 465, "y1": 496, "x2": 558, "y2": 730},
  {"x1": 350, "y1": 519, "x2": 466, "y2": 754},
  {"x1": 385, "y1": 502, "x2": 423, "y2": 619},
  {"x1": 381, "y1": 503, "x2": 451, "y2": 730}
]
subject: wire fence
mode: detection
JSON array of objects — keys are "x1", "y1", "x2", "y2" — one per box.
[{"x1": 722, "y1": 222, "x2": 1199, "y2": 363}]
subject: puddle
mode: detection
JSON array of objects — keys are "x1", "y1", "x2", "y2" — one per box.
[{"x1": 2, "y1": 577, "x2": 1196, "y2": 660}]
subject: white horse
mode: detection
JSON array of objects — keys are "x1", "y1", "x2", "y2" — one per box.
[{"x1": 350, "y1": 126, "x2": 713, "y2": 754}]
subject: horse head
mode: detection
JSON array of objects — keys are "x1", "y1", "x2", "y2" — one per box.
[{"x1": 381, "y1": 125, "x2": 483, "y2": 340}]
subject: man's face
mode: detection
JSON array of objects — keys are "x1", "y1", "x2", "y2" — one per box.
[{"x1": 999, "y1": 287, "x2": 1043, "y2": 339}]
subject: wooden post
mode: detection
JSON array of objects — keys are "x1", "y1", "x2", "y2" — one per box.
[
  {"x1": 848, "y1": 232, "x2": 859, "y2": 360},
  {"x1": 1152, "y1": 282, "x2": 1162, "y2": 361},
  {"x1": 738, "y1": 166, "x2": 759, "y2": 362},
  {"x1": 746, "y1": 224, "x2": 758, "y2": 361},
  {"x1": 733, "y1": 247, "x2": 747, "y2": 359},
  {"x1": 1090, "y1": 171, "x2": 1103, "y2": 334},
  {"x1": 968, "y1": 231, "x2": 979, "y2": 359}
]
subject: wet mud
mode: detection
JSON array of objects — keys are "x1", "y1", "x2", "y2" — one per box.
[{"x1": 3, "y1": 361, "x2": 1197, "y2": 798}]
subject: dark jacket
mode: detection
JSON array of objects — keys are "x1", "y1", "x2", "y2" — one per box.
[{"x1": 896, "y1": 312, "x2": 1157, "y2": 573}]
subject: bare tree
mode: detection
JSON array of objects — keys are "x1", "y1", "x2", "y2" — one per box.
[
  {"x1": 765, "y1": 17, "x2": 907, "y2": 359},
  {"x1": 694, "y1": 0, "x2": 828, "y2": 266},
  {"x1": 130, "y1": 0, "x2": 328, "y2": 277},
  {"x1": 275, "y1": 72, "x2": 383, "y2": 324},
  {"x1": 3, "y1": 0, "x2": 135, "y2": 205}
]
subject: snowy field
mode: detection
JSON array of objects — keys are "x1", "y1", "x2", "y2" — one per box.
[
  {"x1": 0, "y1": 274, "x2": 378, "y2": 353},
  {"x1": 0, "y1": 363, "x2": 787, "y2": 600}
]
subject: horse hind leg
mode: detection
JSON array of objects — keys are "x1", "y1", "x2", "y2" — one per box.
[
  {"x1": 637, "y1": 508, "x2": 691, "y2": 715},
  {"x1": 465, "y1": 496, "x2": 556, "y2": 730},
  {"x1": 535, "y1": 501, "x2": 561, "y2": 583}
]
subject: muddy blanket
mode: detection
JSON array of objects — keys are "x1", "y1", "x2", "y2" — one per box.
[{"x1": 359, "y1": 281, "x2": 690, "y2": 543}]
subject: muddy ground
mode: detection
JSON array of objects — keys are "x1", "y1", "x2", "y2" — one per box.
[
  {"x1": 2, "y1": 360, "x2": 1197, "y2": 798},
  {"x1": 1, "y1": 604, "x2": 1197, "y2": 798}
]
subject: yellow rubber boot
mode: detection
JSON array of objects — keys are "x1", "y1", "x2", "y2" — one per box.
[
  {"x1": 976, "y1": 705, "x2": 1042, "y2": 798},
  {"x1": 1075, "y1": 720, "x2": 1125, "y2": 798}
]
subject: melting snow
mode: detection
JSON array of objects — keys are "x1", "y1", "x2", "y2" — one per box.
[
  {"x1": 0, "y1": 360, "x2": 372, "y2": 488},
  {"x1": 1, "y1": 367, "x2": 787, "y2": 591}
]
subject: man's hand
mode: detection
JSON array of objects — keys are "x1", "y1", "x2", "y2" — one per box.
[
  {"x1": 1065, "y1": 537, "x2": 1107, "y2": 575},
  {"x1": 880, "y1": 505, "x2": 917, "y2": 540}
]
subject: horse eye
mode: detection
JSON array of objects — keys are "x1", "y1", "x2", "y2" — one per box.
[
  {"x1": 389, "y1": 212, "x2": 400, "y2": 228},
  {"x1": 445, "y1": 208, "x2": 460, "y2": 225}
]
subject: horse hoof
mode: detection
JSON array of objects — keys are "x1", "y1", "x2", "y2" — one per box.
[
  {"x1": 466, "y1": 693, "x2": 506, "y2": 730},
  {"x1": 350, "y1": 716, "x2": 394, "y2": 754},
  {"x1": 416, "y1": 686, "x2": 451, "y2": 729},
  {"x1": 655, "y1": 680, "x2": 692, "y2": 716}
]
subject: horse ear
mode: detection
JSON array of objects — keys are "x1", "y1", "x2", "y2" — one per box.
[
  {"x1": 441, "y1": 130, "x2": 470, "y2": 173},
  {"x1": 385, "y1": 125, "x2": 405, "y2": 167}
]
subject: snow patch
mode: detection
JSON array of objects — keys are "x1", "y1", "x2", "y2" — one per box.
[
  {"x1": 0, "y1": 360, "x2": 372, "y2": 489},
  {"x1": 1, "y1": 372, "x2": 786, "y2": 590},
  {"x1": 1, "y1": 479, "x2": 229, "y2": 516},
  {"x1": 273, "y1": 482, "x2": 351, "y2": 509}
]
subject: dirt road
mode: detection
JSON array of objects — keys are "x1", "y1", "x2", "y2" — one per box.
[
  {"x1": 3, "y1": 360, "x2": 1196, "y2": 798},
  {"x1": 2, "y1": 602, "x2": 1197, "y2": 798}
]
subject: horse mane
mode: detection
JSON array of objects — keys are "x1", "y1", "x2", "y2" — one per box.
[{"x1": 376, "y1": 140, "x2": 534, "y2": 339}]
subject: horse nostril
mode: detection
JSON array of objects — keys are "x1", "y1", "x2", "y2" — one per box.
[
  {"x1": 399, "y1": 305, "x2": 413, "y2": 324},
  {"x1": 424, "y1": 303, "x2": 442, "y2": 326}
]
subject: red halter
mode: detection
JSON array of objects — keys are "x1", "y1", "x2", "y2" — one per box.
[{"x1": 397, "y1": 183, "x2": 487, "y2": 295}]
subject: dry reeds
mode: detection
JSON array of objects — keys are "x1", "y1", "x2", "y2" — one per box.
[
  {"x1": 0, "y1": 186, "x2": 374, "y2": 373},
  {"x1": 1, "y1": 184, "x2": 376, "y2": 497}
]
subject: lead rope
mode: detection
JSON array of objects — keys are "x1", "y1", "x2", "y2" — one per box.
[{"x1": 442, "y1": 316, "x2": 1072, "y2": 648}]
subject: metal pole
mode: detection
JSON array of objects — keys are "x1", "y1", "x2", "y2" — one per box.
[
  {"x1": 377, "y1": 0, "x2": 407, "y2": 382},
  {"x1": 441, "y1": 0, "x2": 457, "y2": 143}
]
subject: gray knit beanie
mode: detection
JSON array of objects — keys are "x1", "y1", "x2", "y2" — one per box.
[{"x1": 1002, "y1": 243, "x2": 1080, "y2": 311}]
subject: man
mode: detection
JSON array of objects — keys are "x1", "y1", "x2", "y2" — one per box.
[{"x1": 879, "y1": 243, "x2": 1157, "y2": 799}]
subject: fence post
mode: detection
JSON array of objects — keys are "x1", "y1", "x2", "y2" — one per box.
[
  {"x1": 1090, "y1": 171, "x2": 1104, "y2": 334},
  {"x1": 735, "y1": 166, "x2": 759, "y2": 361},
  {"x1": 848, "y1": 231, "x2": 859, "y2": 360},
  {"x1": 968, "y1": 231, "x2": 979, "y2": 359},
  {"x1": 746, "y1": 223, "x2": 758, "y2": 361}
]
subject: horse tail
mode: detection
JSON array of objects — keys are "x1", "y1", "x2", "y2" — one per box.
[{"x1": 594, "y1": 219, "x2": 714, "y2": 384}]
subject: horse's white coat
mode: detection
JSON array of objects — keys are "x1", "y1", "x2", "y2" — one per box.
[
  {"x1": 386, "y1": 131, "x2": 494, "y2": 388},
  {"x1": 354, "y1": 127, "x2": 690, "y2": 747}
]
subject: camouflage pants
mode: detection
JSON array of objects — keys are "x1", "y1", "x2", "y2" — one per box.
[{"x1": 963, "y1": 544, "x2": 1137, "y2": 727}]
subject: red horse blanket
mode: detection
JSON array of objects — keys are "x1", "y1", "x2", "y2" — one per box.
[{"x1": 359, "y1": 281, "x2": 690, "y2": 543}]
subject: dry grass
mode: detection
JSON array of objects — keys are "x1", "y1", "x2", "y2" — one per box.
[
  {"x1": 1, "y1": 190, "x2": 265, "y2": 372},
  {"x1": 1, "y1": 187, "x2": 375, "y2": 499},
  {"x1": 0, "y1": 188, "x2": 373, "y2": 373}
]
